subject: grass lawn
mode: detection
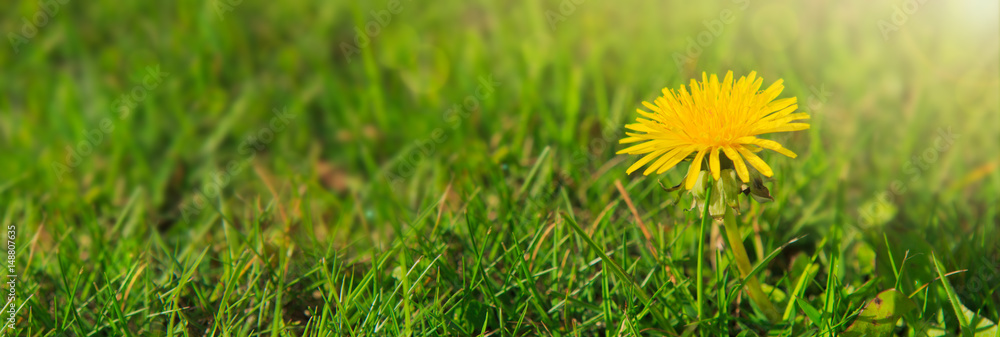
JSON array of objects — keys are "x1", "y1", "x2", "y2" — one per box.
[{"x1": 2, "y1": 0, "x2": 999, "y2": 336}]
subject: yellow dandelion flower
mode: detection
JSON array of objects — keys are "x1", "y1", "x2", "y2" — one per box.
[{"x1": 618, "y1": 71, "x2": 810, "y2": 189}]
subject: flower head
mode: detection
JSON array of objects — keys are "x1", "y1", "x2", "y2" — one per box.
[{"x1": 618, "y1": 71, "x2": 810, "y2": 189}]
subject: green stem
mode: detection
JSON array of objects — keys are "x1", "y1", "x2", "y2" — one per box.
[
  {"x1": 720, "y1": 209, "x2": 781, "y2": 323},
  {"x1": 696, "y1": 196, "x2": 709, "y2": 323}
]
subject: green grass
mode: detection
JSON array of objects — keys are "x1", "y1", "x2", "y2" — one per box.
[{"x1": 1, "y1": 0, "x2": 999, "y2": 336}]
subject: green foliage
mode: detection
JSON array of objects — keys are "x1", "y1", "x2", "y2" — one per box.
[{"x1": 1, "y1": 0, "x2": 998, "y2": 335}]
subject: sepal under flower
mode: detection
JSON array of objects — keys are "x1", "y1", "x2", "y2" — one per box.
[{"x1": 691, "y1": 169, "x2": 742, "y2": 218}]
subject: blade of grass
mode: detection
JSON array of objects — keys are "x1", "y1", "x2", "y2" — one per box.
[
  {"x1": 562, "y1": 211, "x2": 676, "y2": 335},
  {"x1": 931, "y1": 252, "x2": 970, "y2": 336},
  {"x1": 696, "y1": 187, "x2": 712, "y2": 331},
  {"x1": 517, "y1": 146, "x2": 550, "y2": 198}
]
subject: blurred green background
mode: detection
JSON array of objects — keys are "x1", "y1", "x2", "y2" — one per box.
[{"x1": 1, "y1": 0, "x2": 998, "y2": 335}]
